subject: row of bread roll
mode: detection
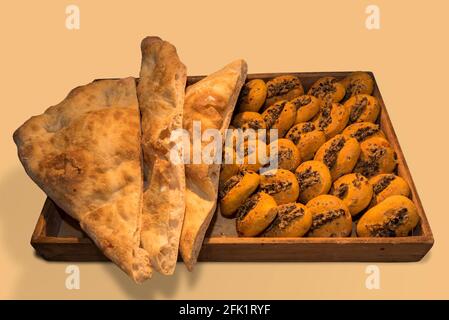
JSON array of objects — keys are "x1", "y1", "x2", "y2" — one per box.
[{"x1": 219, "y1": 163, "x2": 418, "y2": 238}]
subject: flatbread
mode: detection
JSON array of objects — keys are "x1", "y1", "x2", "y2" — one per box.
[
  {"x1": 137, "y1": 36, "x2": 187, "y2": 275},
  {"x1": 13, "y1": 78, "x2": 151, "y2": 283},
  {"x1": 180, "y1": 60, "x2": 248, "y2": 270}
]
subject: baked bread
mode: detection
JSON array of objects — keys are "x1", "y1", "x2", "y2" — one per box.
[
  {"x1": 137, "y1": 37, "x2": 187, "y2": 275},
  {"x1": 265, "y1": 75, "x2": 304, "y2": 107},
  {"x1": 306, "y1": 195, "x2": 352, "y2": 237},
  {"x1": 369, "y1": 173, "x2": 411, "y2": 206},
  {"x1": 219, "y1": 139, "x2": 268, "y2": 185},
  {"x1": 238, "y1": 79, "x2": 267, "y2": 112},
  {"x1": 295, "y1": 160, "x2": 332, "y2": 204},
  {"x1": 13, "y1": 78, "x2": 151, "y2": 283},
  {"x1": 180, "y1": 59, "x2": 248, "y2": 270},
  {"x1": 219, "y1": 170, "x2": 260, "y2": 217},
  {"x1": 236, "y1": 191, "x2": 278, "y2": 236},
  {"x1": 232, "y1": 111, "x2": 266, "y2": 130},
  {"x1": 260, "y1": 169, "x2": 299, "y2": 204},
  {"x1": 357, "y1": 195, "x2": 419, "y2": 237},
  {"x1": 308, "y1": 77, "x2": 345, "y2": 103},
  {"x1": 354, "y1": 137, "x2": 397, "y2": 177},
  {"x1": 285, "y1": 122, "x2": 326, "y2": 160},
  {"x1": 344, "y1": 94, "x2": 380, "y2": 124},
  {"x1": 331, "y1": 173, "x2": 373, "y2": 216},
  {"x1": 263, "y1": 203, "x2": 312, "y2": 237},
  {"x1": 272, "y1": 138, "x2": 301, "y2": 171},
  {"x1": 261, "y1": 100, "x2": 296, "y2": 138},
  {"x1": 314, "y1": 134, "x2": 361, "y2": 181},
  {"x1": 340, "y1": 72, "x2": 374, "y2": 100},
  {"x1": 313, "y1": 102, "x2": 350, "y2": 139},
  {"x1": 289, "y1": 95, "x2": 321, "y2": 124},
  {"x1": 342, "y1": 122, "x2": 385, "y2": 143}
]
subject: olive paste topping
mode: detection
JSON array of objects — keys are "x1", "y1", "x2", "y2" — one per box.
[
  {"x1": 286, "y1": 127, "x2": 301, "y2": 144},
  {"x1": 355, "y1": 146, "x2": 386, "y2": 177},
  {"x1": 373, "y1": 174, "x2": 396, "y2": 194},
  {"x1": 301, "y1": 122, "x2": 316, "y2": 133},
  {"x1": 323, "y1": 136, "x2": 346, "y2": 169},
  {"x1": 318, "y1": 103, "x2": 333, "y2": 131},
  {"x1": 333, "y1": 183, "x2": 349, "y2": 199},
  {"x1": 296, "y1": 167, "x2": 321, "y2": 190},
  {"x1": 293, "y1": 96, "x2": 312, "y2": 109},
  {"x1": 278, "y1": 148, "x2": 293, "y2": 162},
  {"x1": 261, "y1": 180, "x2": 293, "y2": 195},
  {"x1": 351, "y1": 126, "x2": 379, "y2": 142},
  {"x1": 263, "y1": 101, "x2": 287, "y2": 128},
  {"x1": 344, "y1": 80, "x2": 364, "y2": 100},
  {"x1": 219, "y1": 172, "x2": 244, "y2": 199},
  {"x1": 265, "y1": 204, "x2": 305, "y2": 232},
  {"x1": 286, "y1": 122, "x2": 315, "y2": 144},
  {"x1": 309, "y1": 78, "x2": 337, "y2": 100},
  {"x1": 349, "y1": 96, "x2": 368, "y2": 123},
  {"x1": 267, "y1": 77, "x2": 301, "y2": 98},
  {"x1": 236, "y1": 192, "x2": 262, "y2": 221},
  {"x1": 352, "y1": 173, "x2": 364, "y2": 189},
  {"x1": 310, "y1": 209, "x2": 346, "y2": 231},
  {"x1": 366, "y1": 207, "x2": 408, "y2": 237}
]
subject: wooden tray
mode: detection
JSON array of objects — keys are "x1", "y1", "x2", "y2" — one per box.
[{"x1": 31, "y1": 71, "x2": 434, "y2": 262}]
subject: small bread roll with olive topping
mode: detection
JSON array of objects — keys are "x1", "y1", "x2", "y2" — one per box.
[
  {"x1": 271, "y1": 138, "x2": 301, "y2": 171},
  {"x1": 332, "y1": 173, "x2": 373, "y2": 216},
  {"x1": 288, "y1": 95, "x2": 321, "y2": 124},
  {"x1": 260, "y1": 169, "x2": 299, "y2": 204},
  {"x1": 344, "y1": 94, "x2": 380, "y2": 124},
  {"x1": 219, "y1": 139, "x2": 269, "y2": 185},
  {"x1": 219, "y1": 170, "x2": 260, "y2": 217},
  {"x1": 314, "y1": 134, "x2": 361, "y2": 181},
  {"x1": 295, "y1": 160, "x2": 332, "y2": 204},
  {"x1": 238, "y1": 79, "x2": 268, "y2": 113},
  {"x1": 342, "y1": 122, "x2": 385, "y2": 143},
  {"x1": 236, "y1": 192, "x2": 278, "y2": 237},
  {"x1": 261, "y1": 100, "x2": 296, "y2": 138},
  {"x1": 340, "y1": 72, "x2": 374, "y2": 100},
  {"x1": 306, "y1": 195, "x2": 352, "y2": 237},
  {"x1": 285, "y1": 122, "x2": 326, "y2": 160},
  {"x1": 369, "y1": 174, "x2": 411, "y2": 206},
  {"x1": 313, "y1": 102, "x2": 350, "y2": 139},
  {"x1": 308, "y1": 77, "x2": 346, "y2": 103},
  {"x1": 357, "y1": 195, "x2": 419, "y2": 237},
  {"x1": 265, "y1": 75, "x2": 304, "y2": 107},
  {"x1": 262, "y1": 203, "x2": 312, "y2": 237},
  {"x1": 354, "y1": 137, "x2": 397, "y2": 178},
  {"x1": 232, "y1": 112, "x2": 267, "y2": 130}
]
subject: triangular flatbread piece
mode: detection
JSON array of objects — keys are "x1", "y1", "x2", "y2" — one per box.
[
  {"x1": 180, "y1": 60, "x2": 248, "y2": 270},
  {"x1": 13, "y1": 78, "x2": 151, "y2": 283},
  {"x1": 137, "y1": 36, "x2": 187, "y2": 275}
]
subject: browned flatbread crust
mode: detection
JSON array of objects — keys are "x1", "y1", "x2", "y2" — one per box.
[
  {"x1": 13, "y1": 78, "x2": 151, "y2": 283},
  {"x1": 137, "y1": 36, "x2": 187, "y2": 275},
  {"x1": 180, "y1": 60, "x2": 248, "y2": 270}
]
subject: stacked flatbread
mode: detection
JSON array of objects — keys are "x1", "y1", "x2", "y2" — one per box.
[{"x1": 13, "y1": 36, "x2": 247, "y2": 282}]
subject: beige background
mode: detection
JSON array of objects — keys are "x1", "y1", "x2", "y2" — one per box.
[{"x1": 1, "y1": 0, "x2": 448, "y2": 299}]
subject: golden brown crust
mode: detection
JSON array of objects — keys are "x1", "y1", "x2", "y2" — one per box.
[
  {"x1": 306, "y1": 195, "x2": 352, "y2": 237},
  {"x1": 180, "y1": 60, "x2": 248, "y2": 271},
  {"x1": 265, "y1": 75, "x2": 304, "y2": 107},
  {"x1": 357, "y1": 195, "x2": 419, "y2": 237},
  {"x1": 137, "y1": 36, "x2": 187, "y2": 275},
  {"x1": 314, "y1": 134, "x2": 361, "y2": 181},
  {"x1": 13, "y1": 78, "x2": 151, "y2": 283}
]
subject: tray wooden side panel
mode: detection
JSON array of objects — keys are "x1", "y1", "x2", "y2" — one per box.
[{"x1": 30, "y1": 71, "x2": 434, "y2": 263}]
